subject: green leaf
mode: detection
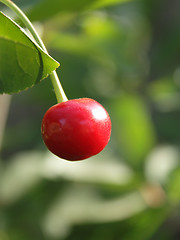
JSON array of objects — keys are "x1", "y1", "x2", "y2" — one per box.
[
  {"x1": 111, "y1": 95, "x2": 156, "y2": 168},
  {"x1": 0, "y1": 12, "x2": 59, "y2": 94},
  {"x1": 27, "y1": 0, "x2": 133, "y2": 22}
]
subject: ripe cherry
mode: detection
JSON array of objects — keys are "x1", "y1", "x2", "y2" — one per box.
[{"x1": 41, "y1": 98, "x2": 111, "y2": 161}]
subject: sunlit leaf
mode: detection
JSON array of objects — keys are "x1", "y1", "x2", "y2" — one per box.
[{"x1": 0, "y1": 12, "x2": 59, "y2": 94}]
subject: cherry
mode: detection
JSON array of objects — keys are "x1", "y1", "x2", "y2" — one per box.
[{"x1": 41, "y1": 98, "x2": 111, "y2": 161}]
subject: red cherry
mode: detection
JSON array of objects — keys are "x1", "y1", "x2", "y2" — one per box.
[{"x1": 41, "y1": 98, "x2": 111, "y2": 161}]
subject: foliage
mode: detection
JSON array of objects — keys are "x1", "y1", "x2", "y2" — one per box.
[
  {"x1": 0, "y1": 12, "x2": 59, "y2": 94},
  {"x1": 1, "y1": 0, "x2": 180, "y2": 239}
]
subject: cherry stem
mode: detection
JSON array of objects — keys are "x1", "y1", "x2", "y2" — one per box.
[{"x1": 0, "y1": 0, "x2": 68, "y2": 103}]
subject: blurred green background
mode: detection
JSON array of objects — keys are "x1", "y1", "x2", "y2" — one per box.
[{"x1": 0, "y1": 0, "x2": 180, "y2": 239}]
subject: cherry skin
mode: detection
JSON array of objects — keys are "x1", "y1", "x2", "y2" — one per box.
[{"x1": 41, "y1": 98, "x2": 111, "y2": 161}]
